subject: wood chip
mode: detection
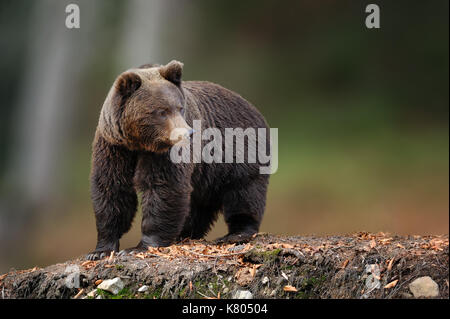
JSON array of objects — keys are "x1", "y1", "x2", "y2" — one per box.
[
  {"x1": 387, "y1": 258, "x2": 394, "y2": 271},
  {"x1": 94, "y1": 279, "x2": 103, "y2": 286},
  {"x1": 283, "y1": 285, "x2": 298, "y2": 292},
  {"x1": 384, "y1": 280, "x2": 398, "y2": 289},
  {"x1": 73, "y1": 288, "x2": 84, "y2": 299}
]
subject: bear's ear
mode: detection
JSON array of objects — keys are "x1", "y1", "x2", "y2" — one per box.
[
  {"x1": 159, "y1": 60, "x2": 183, "y2": 85},
  {"x1": 115, "y1": 72, "x2": 142, "y2": 98}
]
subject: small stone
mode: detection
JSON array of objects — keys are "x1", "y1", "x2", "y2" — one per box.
[
  {"x1": 365, "y1": 264, "x2": 381, "y2": 276},
  {"x1": 409, "y1": 276, "x2": 439, "y2": 298},
  {"x1": 87, "y1": 289, "x2": 97, "y2": 298},
  {"x1": 233, "y1": 290, "x2": 253, "y2": 299},
  {"x1": 365, "y1": 274, "x2": 381, "y2": 291},
  {"x1": 364, "y1": 264, "x2": 381, "y2": 290},
  {"x1": 222, "y1": 287, "x2": 229, "y2": 294},
  {"x1": 269, "y1": 289, "x2": 277, "y2": 297},
  {"x1": 97, "y1": 277, "x2": 125, "y2": 295},
  {"x1": 138, "y1": 285, "x2": 149, "y2": 292},
  {"x1": 261, "y1": 276, "x2": 269, "y2": 285},
  {"x1": 64, "y1": 265, "x2": 80, "y2": 274},
  {"x1": 64, "y1": 265, "x2": 81, "y2": 289},
  {"x1": 96, "y1": 295, "x2": 102, "y2": 299}
]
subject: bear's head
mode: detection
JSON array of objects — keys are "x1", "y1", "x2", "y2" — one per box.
[{"x1": 98, "y1": 60, "x2": 192, "y2": 153}]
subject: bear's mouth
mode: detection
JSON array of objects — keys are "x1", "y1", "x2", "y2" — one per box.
[{"x1": 148, "y1": 139, "x2": 173, "y2": 153}]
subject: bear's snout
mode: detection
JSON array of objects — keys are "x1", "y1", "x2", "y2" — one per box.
[
  {"x1": 169, "y1": 127, "x2": 193, "y2": 144},
  {"x1": 168, "y1": 114, "x2": 193, "y2": 145}
]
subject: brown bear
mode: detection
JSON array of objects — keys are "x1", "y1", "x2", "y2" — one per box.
[{"x1": 87, "y1": 60, "x2": 270, "y2": 260}]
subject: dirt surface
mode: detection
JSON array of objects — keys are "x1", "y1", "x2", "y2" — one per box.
[{"x1": 0, "y1": 233, "x2": 448, "y2": 299}]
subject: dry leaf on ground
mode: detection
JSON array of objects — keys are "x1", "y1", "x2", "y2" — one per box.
[
  {"x1": 384, "y1": 280, "x2": 398, "y2": 289},
  {"x1": 283, "y1": 285, "x2": 298, "y2": 292}
]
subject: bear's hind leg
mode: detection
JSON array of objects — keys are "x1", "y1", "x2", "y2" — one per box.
[{"x1": 215, "y1": 177, "x2": 268, "y2": 244}]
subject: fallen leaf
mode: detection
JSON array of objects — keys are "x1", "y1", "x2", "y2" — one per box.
[
  {"x1": 341, "y1": 259, "x2": 349, "y2": 269},
  {"x1": 81, "y1": 260, "x2": 97, "y2": 270},
  {"x1": 379, "y1": 238, "x2": 393, "y2": 245},
  {"x1": 283, "y1": 285, "x2": 298, "y2": 292},
  {"x1": 384, "y1": 280, "x2": 398, "y2": 289},
  {"x1": 189, "y1": 281, "x2": 193, "y2": 291},
  {"x1": 235, "y1": 267, "x2": 254, "y2": 286}
]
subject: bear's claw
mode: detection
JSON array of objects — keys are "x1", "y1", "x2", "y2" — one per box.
[{"x1": 85, "y1": 250, "x2": 114, "y2": 261}]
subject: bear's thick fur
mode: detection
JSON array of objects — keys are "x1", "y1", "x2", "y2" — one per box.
[{"x1": 87, "y1": 60, "x2": 270, "y2": 260}]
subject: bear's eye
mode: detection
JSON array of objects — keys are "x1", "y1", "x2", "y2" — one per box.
[
  {"x1": 179, "y1": 107, "x2": 185, "y2": 115},
  {"x1": 158, "y1": 109, "x2": 168, "y2": 118}
]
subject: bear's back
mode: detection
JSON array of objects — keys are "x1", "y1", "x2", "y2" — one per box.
[{"x1": 182, "y1": 81, "x2": 268, "y2": 131}]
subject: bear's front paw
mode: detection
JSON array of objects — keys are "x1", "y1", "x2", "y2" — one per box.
[{"x1": 86, "y1": 241, "x2": 119, "y2": 260}]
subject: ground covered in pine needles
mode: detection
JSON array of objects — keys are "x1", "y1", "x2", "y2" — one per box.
[{"x1": 0, "y1": 233, "x2": 448, "y2": 299}]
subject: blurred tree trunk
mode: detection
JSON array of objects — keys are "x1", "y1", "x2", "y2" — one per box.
[{"x1": 0, "y1": 0, "x2": 169, "y2": 272}]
